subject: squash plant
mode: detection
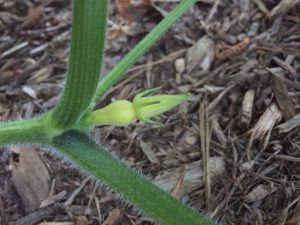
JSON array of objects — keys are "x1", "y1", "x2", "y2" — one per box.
[{"x1": 2, "y1": 1, "x2": 215, "y2": 225}]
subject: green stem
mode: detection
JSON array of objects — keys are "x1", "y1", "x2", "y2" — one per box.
[
  {"x1": 52, "y1": 0, "x2": 108, "y2": 128},
  {"x1": 52, "y1": 131, "x2": 214, "y2": 225},
  {"x1": 91, "y1": 0, "x2": 196, "y2": 107},
  {"x1": 0, "y1": 117, "x2": 49, "y2": 145}
]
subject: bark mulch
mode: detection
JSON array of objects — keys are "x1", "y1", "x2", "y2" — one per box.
[{"x1": 0, "y1": 0, "x2": 300, "y2": 225}]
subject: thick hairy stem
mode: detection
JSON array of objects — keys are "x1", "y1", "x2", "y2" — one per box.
[
  {"x1": 52, "y1": 0, "x2": 108, "y2": 128},
  {"x1": 52, "y1": 131, "x2": 215, "y2": 225},
  {"x1": 0, "y1": 117, "x2": 49, "y2": 145}
]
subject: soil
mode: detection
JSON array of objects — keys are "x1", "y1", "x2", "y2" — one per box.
[{"x1": 0, "y1": 0, "x2": 300, "y2": 225}]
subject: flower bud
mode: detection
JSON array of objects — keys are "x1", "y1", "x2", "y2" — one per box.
[
  {"x1": 81, "y1": 100, "x2": 135, "y2": 127},
  {"x1": 133, "y1": 87, "x2": 190, "y2": 125},
  {"x1": 80, "y1": 88, "x2": 190, "y2": 127}
]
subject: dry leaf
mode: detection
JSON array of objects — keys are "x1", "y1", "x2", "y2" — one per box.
[
  {"x1": 116, "y1": 0, "x2": 155, "y2": 22},
  {"x1": 216, "y1": 37, "x2": 250, "y2": 61}
]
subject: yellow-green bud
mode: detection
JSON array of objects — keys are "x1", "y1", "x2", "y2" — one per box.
[
  {"x1": 81, "y1": 100, "x2": 135, "y2": 127},
  {"x1": 133, "y1": 87, "x2": 190, "y2": 125},
  {"x1": 80, "y1": 88, "x2": 190, "y2": 127}
]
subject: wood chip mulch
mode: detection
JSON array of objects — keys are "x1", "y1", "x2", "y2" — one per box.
[{"x1": 0, "y1": 0, "x2": 300, "y2": 225}]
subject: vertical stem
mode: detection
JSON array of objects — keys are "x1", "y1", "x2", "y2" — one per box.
[{"x1": 52, "y1": 0, "x2": 108, "y2": 128}]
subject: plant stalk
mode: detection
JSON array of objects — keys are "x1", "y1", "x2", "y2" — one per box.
[
  {"x1": 0, "y1": 117, "x2": 49, "y2": 145},
  {"x1": 53, "y1": 131, "x2": 215, "y2": 225},
  {"x1": 91, "y1": 0, "x2": 196, "y2": 107},
  {"x1": 52, "y1": 0, "x2": 108, "y2": 128}
]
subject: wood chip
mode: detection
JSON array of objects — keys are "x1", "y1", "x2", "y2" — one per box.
[
  {"x1": 16, "y1": 0, "x2": 54, "y2": 31},
  {"x1": 211, "y1": 116, "x2": 227, "y2": 147},
  {"x1": 0, "y1": 41, "x2": 29, "y2": 58},
  {"x1": 208, "y1": 84, "x2": 235, "y2": 111},
  {"x1": 27, "y1": 66, "x2": 53, "y2": 84},
  {"x1": 22, "y1": 85, "x2": 38, "y2": 99},
  {"x1": 40, "y1": 190, "x2": 67, "y2": 208},
  {"x1": 270, "y1": 0, "x2": 300, "y2": 17},
  {"x1": 16, "y1": 6, "x2": 44, "y2": 31},
  {"x1": 241, "y1": 89, "x2": 255, "y2": 127},
  {"x1": 154, "y1": 157, "x2": 225, "y2": 197},
  {"x1": 183, "y1": 129, "x2": 198, "y2": 145},
  {"x1": 63, "y1": 178, "x2": 89, "y2": 207},
  {"x1": 273, "y1": 56, "x2": 296, "y2": 75},
  {"x1": 10, "y1": 146, "x2": 51, "y2": 213},
  {"x1": 174, "y1": 58, "x2": 185, "y2": 84},
  {"x1": 286, "y1": 199, "x2": 300, "y2": 225},
  {"x1": 245, "y1": 184, "x2": 278, "y2": 203},
  {"x1": 102, "y1": 209, "x2": 122, "y2": 225},
  {"x1": 240, "y1": 160, "x2": 255, "y2": 171},
  {"x1": 251, "y1": 0, "x2": 270, "y2": 18},
  {"x1": 199, "y1": 103, "x2": 211, "y2": 210},
  {"x1": 248, "y1": 103, "x2": 282, "y2": 152},
  {"x1": 273, "y1": 76, "x2": 295, "y2": 120},
  {"x1": 75, "y1": 215, "x2": 88, "y2": 225},
  {"x1": 277, "y1": 113, "x2": 300, "y2": 133},
  {"x1": 186, "y1": 35, "x2": 215, "y2": 72},
  {"x1": 171, "y1": 165, "x2": 187, "y2": 198},
  {"x1": 14, "y1": 205, "x2": 57, "y2": 225},
  {"x1": 139, "y1": 140, "x2": 159, "y2": 164},
  {"x1": 38, "y1": 222, "x2": 74, "y2": 225}
]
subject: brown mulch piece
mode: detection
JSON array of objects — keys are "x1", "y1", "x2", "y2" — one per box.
[{"x1": 0, "y1": 0, "x2": 300, "y2": 225}]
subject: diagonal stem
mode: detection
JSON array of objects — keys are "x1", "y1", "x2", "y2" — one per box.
[
  {"x1": 52, "y1": 131, "x2": 215, "y2": 225},
  {"x1": 90, "y1": 0, "x2": 196, "y2": 108}
]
